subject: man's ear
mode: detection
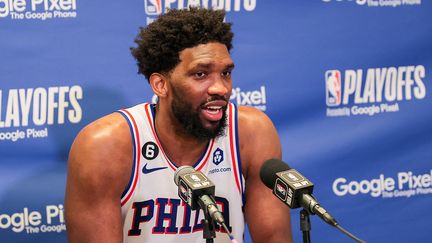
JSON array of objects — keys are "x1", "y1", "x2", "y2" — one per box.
[{"x1": 149, "y1": 73, "x2": 168, "y2": 98}]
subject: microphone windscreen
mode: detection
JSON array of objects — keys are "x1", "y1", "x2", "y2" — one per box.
[
  {"x1": 260, "y1": 159, "x2": 291, "y2": 189},
  {"x1": 173, "y1": 166, "x2": 196, "y2": 186}
]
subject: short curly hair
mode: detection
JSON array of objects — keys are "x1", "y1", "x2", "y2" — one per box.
[{"x1": 131, "y1": 7, "x2": 234, "y2": 81}]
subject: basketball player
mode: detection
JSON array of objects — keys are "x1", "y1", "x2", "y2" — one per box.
[{"x1": 65, "y1": 7, "x2": 293, "y2": 243}]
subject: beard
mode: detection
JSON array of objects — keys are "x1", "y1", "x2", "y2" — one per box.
[{"x1": 170, "y1": 85, "x2": 228, "y2": 140}]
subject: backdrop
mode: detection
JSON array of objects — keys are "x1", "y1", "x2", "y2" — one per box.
[{"x1": 1, "y1": 0, "x2": 431, "y2": 242}]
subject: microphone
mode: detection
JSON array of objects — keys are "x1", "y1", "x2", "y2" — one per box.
[
  {"x1": 174, "y1": 166, "x2": 225, "y2": 225},
  {"x1": 260, "y1": 159, "x2": 365, "y2": 243},
  {"x1": 260, "y1": 159, "x2": 337, "y2": 226}
]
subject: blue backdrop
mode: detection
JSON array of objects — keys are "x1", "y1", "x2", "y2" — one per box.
[{"x1": 1, "y1": 0, "x2": 431, "y2": 242}]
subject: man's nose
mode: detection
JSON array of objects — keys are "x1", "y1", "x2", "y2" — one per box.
[{"x1": 208, "y1": 76, "x2": 231, "y2": 97}]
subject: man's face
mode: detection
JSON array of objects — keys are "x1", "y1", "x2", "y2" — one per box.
[{"x1": 167, "y1": 42, "x2": 234, "y2": 140}]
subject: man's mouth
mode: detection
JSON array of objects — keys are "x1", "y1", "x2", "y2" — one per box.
[{"x1": 201, "y1": 100, "x2": 227, "y2": 122}]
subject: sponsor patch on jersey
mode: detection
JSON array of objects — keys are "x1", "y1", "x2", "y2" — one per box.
[
  {"x1": 142, "y1": 141, "x2": 159, "y2": 160},
  {"x1": 212, "y1": 148, "x2": 224, "y2": 165}
]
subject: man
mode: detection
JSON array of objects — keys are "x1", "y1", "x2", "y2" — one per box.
[{"x1": 65, "y1": 7, "x2": 293, "y2": 243}]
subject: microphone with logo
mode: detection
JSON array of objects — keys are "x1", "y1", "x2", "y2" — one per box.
[
  {"x1": 260, "y1": 159, "x2": 365, "y2": 243},
  {"x1": 174, "y1": 166, "x2": 238, "y2": 243}
]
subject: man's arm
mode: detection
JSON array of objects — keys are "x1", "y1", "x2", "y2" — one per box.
[
  {"x1": 238, "y1": 106, "x2": 293, "y2": 243},
  {"x1": 65, "y1": 113, "x2": 132, "y2": 243}
]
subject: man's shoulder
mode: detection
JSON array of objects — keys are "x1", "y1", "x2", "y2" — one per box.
[
  {"x1": 234, "y1": 105, "x2": 282, "y2": 191},
  {"x1": 68, "y1": 111, "x2": 133, "y2": 189},
  {"x1": 236, "y1": 105, "x2": 280, "y2": 162},
  {"x1": 70, "y1": 112, "x2": 132, "y2": 169},
  {"x1": 66, "y1": 112, "x2": 134, "y2": 210},
  {"x1": 237, "y1": 105, "x2": 274, "y2": 131},
  {"x1": 77, "y1": 112, "x2": 130, "y2": 146}
]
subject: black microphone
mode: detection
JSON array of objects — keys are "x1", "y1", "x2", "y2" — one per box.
[
  {"x1": 260, "y1": 159, "x2": 365, "y2": 243},
  {"x1": 260, "y1": 159, "x2": 337, "y2": 226},
  {"x1": 174, "y1": 166, "x2": 225, "y2": 225}
]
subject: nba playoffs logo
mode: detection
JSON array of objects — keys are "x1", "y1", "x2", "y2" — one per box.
[
  {"x1": 145, "y1": 0, "x2": 162, "y2": 15},
  {"x1": 325, "y1": 65, "x2": 426, "y2": 117},
  {"x1": 143, "y1": 0, "x2": 258, "y2": 17},
  {"x1": 325, "y1": 70, "x2": 341, "y2": 106}
]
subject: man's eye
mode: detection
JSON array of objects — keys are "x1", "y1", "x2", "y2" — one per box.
[
  {"x1": 222, "y1": 71, "x2": 232, "y2": 77},
  {"x1": 195, "y1": 72, "x2": 206, "y2": 78}
]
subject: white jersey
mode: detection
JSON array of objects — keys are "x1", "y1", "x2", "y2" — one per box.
[{"x1": 118, "y1": 103, "x2": 245, "y2": 243}]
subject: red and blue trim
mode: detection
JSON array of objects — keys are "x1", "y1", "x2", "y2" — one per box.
[
  {"x1": 228, "y1": 103, "x2": 245, "y2": 203},
  {"x1": 144, "y1": 103, "x2": 215, "y2": 172},
  {"x1": 118, "y1": 108, "x2": 141, "y2": 206}
]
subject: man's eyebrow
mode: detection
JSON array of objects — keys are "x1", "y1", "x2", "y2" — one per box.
[
  {"x1": 193, "y1": 63, "x2": 213, "y2": 69},
  {"x1": 225, "y1": 63, "x2": 235, "y2": 70},
  {"x1": 191, "y1": 63, "x2": 235, "y2": 69}
]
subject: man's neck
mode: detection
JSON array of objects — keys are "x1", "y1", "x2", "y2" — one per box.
[{"x1": 154, "y1": 106, "x2": 210, "y2": 167}]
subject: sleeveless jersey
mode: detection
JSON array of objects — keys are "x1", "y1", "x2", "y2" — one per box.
[{"x1": 117, "y1": 102, "x2": 245, "y2": 243}]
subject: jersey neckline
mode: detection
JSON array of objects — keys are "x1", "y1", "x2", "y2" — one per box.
[{"x1": 144, "y1": 103, "x2": 215, "y2": 172}]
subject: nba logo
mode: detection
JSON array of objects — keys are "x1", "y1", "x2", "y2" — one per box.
[
  {"x1": 276, "y1": 184, "x2": 286, "y2": 196},
  {"x1": 145, "y1": 0, "x2": 162, "y2": 15},
  {"x1": 287, "y1": 172, "x2": 299, "y2": 182},
  {"x1": 325, "y1": 70, "x2": 342, "y2": 106}
]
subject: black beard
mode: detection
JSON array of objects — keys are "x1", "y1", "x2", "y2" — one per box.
[{"x1": 171, "y1": 86, "x2": 227, "y2": 140}]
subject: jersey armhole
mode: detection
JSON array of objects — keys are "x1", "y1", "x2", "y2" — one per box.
[
  {"x1": 229, "y1": 103, "x2": 246, "y2": 205},
  {"x1": 116, "y1": 110, "x2": 140, "y2": 206}
]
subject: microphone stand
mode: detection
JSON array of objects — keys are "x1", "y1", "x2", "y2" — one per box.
[
  {"x1": 300, "y1": 209, "x2": 311, "y2": 243},
  {"x1": 199, "y1": 201, "x2": 216, "y2": 243}
]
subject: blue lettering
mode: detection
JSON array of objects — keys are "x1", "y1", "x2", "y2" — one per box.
[
  {"x1": 179, "y1": 201, "x2": 193, "y2": 233},
  {"x1": 127, "y1": 197, "x2": 232, "y2": 235},
  {"x1": 128, "y1": 200, "x2": 154, "y2": 236},
  {"x1": 152, "y1": 198, "x2": 181, "y2": 234}
]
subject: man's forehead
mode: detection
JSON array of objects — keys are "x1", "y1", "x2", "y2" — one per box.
[{"x1": 179, "y1": 43, "x2": 233, "y2": 68}]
